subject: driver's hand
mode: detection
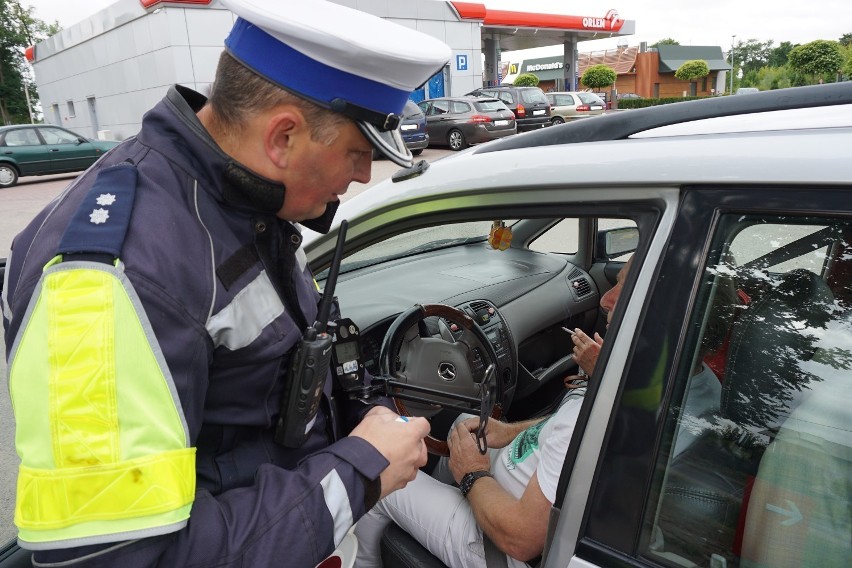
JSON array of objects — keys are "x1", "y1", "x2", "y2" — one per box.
[
  {"x1": 571, "y1": 328, "x2": 603, "y2": 375},
  {"x1": 458, "y1": 417, "x2": 515, "y2": 449},
  {"x1": 447, "y1": 423, "x2": 491, "y2": 484},
  {"x1": 349, "y1": 406, "x2": 429, "y2": 499}
]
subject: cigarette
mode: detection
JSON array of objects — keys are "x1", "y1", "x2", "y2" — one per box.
[{"x1": 562, "y1": 327, "x2": 576, "y2": 336}]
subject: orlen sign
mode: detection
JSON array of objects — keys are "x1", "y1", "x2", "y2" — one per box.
[{"x1": 583, "y1": 9, "x2": 621, "y2": 30}]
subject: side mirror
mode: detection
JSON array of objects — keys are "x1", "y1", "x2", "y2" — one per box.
[
  {"x1": 76, "y1": 137, "x2": 87, "y2": 145},
  {"x1": 596, "y1": 226, "x2": 639, "y2": 259}
]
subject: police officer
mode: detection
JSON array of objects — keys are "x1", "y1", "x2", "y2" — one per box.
[{"x1": 1, "y1": 0, "x2": 450, "y2": 565}]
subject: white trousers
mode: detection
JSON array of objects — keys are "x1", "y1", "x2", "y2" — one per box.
[{"x1": 353, "y1": 468, "x2": 488, "y2": 568}]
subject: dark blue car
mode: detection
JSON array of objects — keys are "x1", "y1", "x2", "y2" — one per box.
[{"x1": 400, "y1": 99, "x2": 428, "y2": 155}]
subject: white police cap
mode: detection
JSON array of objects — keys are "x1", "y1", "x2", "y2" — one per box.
[{"x1": 220, "y1": 0, "x2": 451, "y2": 167}]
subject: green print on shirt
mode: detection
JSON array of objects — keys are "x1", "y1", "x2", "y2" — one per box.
[{"x1": 508, "y1": 417, "x2": 550, "y2": 465}]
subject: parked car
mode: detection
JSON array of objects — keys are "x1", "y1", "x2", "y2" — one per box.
[
  {"x1": 467, "y1": 86, "x2": 551, "y2": 132},
  {"x1": 3, "y1": 84, "x2": 852, "y2": 568},
  {"x1": 545, "y1": 91, "x2": 607, "y2": 124},
  {"x1": 0, "y1": 124, "x2": 120, "y2": 188},
  {"x1": 617, "y1": 92, "x2": 643, "y2": 100},
  {"x1": 417, "y1": 96, "x2": 516, "y2": 150},
  {"x1": 372, "y1": 100, "x2": 428, "y2": 161}
]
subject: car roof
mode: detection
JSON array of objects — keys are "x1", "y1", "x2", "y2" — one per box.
[{"x1": 304, "y1": 83, "x2": 852, "y2": 247}]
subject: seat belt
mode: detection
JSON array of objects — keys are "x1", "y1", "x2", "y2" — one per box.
[{"x1": 483, "y1": 535, "x2": 510, "y2": 568}]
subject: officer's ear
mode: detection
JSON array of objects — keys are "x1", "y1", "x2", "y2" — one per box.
[{"x1": 264, "y1": 107, "x2": 307, "y2": 170}]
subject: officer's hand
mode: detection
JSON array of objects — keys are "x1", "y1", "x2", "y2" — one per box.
[{"x1": 349, "y1": 406, "x2": 429, "y2": 499}]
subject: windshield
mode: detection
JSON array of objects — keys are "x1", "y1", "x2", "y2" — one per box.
[
  {"x1": 327, "y1": 220, "x2": 518, "y2": 276},
  {"x1": 521, "y1": 89, "x2": 547, "y2": 104},
  {"x1": 475, "y1": 100, "x2": 509, "y2": 112}
]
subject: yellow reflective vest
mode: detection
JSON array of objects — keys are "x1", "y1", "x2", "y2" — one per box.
[{"x1": 7, "y1": 165, "x2": 195, "y2": 549}]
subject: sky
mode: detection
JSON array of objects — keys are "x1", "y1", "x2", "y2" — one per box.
[{"x1": 20, "y1": 0, "x2": 852, "y2": 61}]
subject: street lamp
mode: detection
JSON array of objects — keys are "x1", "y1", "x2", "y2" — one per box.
[{"x1": 730, "y1": 35, "x2": 736, "y2": 94}]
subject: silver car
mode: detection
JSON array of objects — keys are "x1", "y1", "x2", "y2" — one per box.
[{"x1": 546, "y1": 91, "x2": 607, "y2": 124}]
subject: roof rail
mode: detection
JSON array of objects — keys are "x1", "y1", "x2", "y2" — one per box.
[{"x1": 475, "y1": 82, "x2": 852, "y2": 154}]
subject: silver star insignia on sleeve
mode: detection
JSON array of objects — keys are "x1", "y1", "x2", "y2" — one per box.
[
  {"x1": 96, "y1": 193, "x2": 117, "y2": 206},
  {"x1": 89, "y1": 208, "x2": 110, "y2": 224}
]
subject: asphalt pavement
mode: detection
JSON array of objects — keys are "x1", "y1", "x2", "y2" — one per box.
[{"x1": 0, "y1": 147, "x2": 453, "y2": 545}]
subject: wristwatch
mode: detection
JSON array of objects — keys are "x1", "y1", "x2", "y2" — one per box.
[{"x1": 459, "y1": 470, "x2": 493, "y2": 498}]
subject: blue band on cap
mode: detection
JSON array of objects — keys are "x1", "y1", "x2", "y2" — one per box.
[{"x1": 225, "y1": 18, "x2": 409, "y2": 118}]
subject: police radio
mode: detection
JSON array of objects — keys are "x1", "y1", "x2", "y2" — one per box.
[{"x1": 274, "y1": 220, "x2": 349, "y2": 448}]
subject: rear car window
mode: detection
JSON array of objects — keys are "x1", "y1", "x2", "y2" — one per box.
[
  {"x1": 521, "y1": 89, "x2": 547, "y2": 104},
  {"x1": 451, "y1": 101, "x2": 471, "y2": 114},
  {"x1": 474, "y1": 100, "x2": 508, "y2": 112},
  {"x1": 578, "y1": 92, "x2": 605, "y2": 105}
]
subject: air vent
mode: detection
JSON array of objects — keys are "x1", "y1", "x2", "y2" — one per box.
[
  {"x1": 572, "y1": 277, "x2": 592, "y2": 297},
  {"x1": 567, "y1": 267, "x2": 584, "y2": 280},
  {"x1": 469, "y1": 300, "x2": 490, "y2": 313}
]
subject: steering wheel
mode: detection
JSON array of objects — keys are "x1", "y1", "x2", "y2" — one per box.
[{"x1": 379, "y1": 304, "x2": 503, "y2": 456}]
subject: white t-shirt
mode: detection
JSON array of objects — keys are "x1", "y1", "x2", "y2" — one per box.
[{"x1": 491, "y1": 387, "x2": 586, "y2": 503}]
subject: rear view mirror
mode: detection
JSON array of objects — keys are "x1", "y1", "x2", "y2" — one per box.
[{"x1": 597, "y1": 226, "x2": 639, "y2": 259}]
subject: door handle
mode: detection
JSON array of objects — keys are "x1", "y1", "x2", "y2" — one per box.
[{"x1": 50, "y1": 148, "x2": 60, "y2": 152}]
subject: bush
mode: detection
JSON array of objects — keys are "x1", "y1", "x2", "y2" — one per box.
[
  {"x1": 513, "y1": 73, "x2": 540, "y2": 87},
  {"x1": 617, "y1": 96, "x2": 711, "y2": 109},
  {"x1": 581, "y1": 64, "x2": 617, "y2": 90}
]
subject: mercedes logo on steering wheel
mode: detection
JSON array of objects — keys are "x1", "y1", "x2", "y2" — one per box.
[{"x1": 438, "y1": 362, "x2": 456, "y2": 381}]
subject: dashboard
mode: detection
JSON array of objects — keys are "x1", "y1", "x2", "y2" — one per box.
[{"x1": 332, "y1": 242, "x2": 602, "y2": 415}]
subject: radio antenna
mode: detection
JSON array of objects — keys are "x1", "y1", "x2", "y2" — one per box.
[{"x1": 315, "y1": 220, "x2": 348, "y2": 333}]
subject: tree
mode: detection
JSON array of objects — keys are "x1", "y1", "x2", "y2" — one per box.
[
  {"x1": 839, "y1": 33, "x2": 852, "y2": 47},
  {"x1": 513, "y1": 72, "x2": 539, "y2": 87},
  {"x1": 767, "y1": 41, "x2": 796, "y2": 67},
  {"x1": 788, "y1": 40, "x2": 843, "y2": 83},
  {"x1": 733, "y1": 38, "x2": 773, "y2": 76},
  {"x1": 651, "y1": 38, "x2": 679, "y2": 47},
  {"x1": 580, "y1": 64, "x2": 616, "y2": 91},
  {"x1": 0, "y1": 0, "x2": 60, "y2": 124},
  {"x1": 674, "y1": 60, "x2": 710, "y2": 82}
]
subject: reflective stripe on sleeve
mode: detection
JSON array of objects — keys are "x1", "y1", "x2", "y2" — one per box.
[
  {"x1": 206, "y1": 270, "x2": 285, "y2": 350},
  {"x1": 320, "y1": 470, "x2": 353, "y2": 547}
]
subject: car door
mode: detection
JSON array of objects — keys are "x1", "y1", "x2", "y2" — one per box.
[
  {"x1": 543, "y1": 186, "x2": 852, "y2": 568},
  {"x1": 37, "y1": 126, "x2": 100, "y2": 173},
  {"x1": 0, "y1": 128, "x2": 50, "y2": 176},
  {"x1": 424, "y1": 99, "x2": 452, "y2": 144}
]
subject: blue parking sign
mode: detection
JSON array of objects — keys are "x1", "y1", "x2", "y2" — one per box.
[{"x1": 456, "y1": 54, "x2": 468, "y2": 71}]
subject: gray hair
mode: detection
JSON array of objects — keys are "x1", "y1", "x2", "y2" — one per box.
[{"x1": 207, "y1": 51, "x2": 349, "y2": 146}]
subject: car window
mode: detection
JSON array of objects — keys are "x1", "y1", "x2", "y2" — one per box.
[
  {"x1": 529, "y1": 218, "x2": 635, "y2": 255},
  {"x1": 417, "y1": 101, "x2": 430, "y2": 114},
  {"x1": 335, "y1": 220, "x2": 519, "y2": 274},
  {"x1": 450, "y1": 101, "x2": 470, "y2": 114},
  {"x1": 640, "y1": 214, "x2": 852, "y2": 568},
  {"x1": 430, "y1": 100, "x2": 449, "y2": 115},
  {"x1": 39, "y1": 127, "x2": 80, "y2": 145},
  {"x1": 553, "y1": 94, "x2": 574, "y2": 106},
  {"x1": 520, "y1": 89, "x2": 547, "y2": 104},
  {"x1": 497, "y1": 92, "x2": 514, "y2": 105},
  {"x1": 577, "y1": 92, "x2": 605, "y2": 105},
  {"x1": 474, "y1": 100, "x2": 508, "y2": 112},
  {"x1": 403, "y1": 101, "x2": 423, "y2": 118},
  {"x1": 3, "y1": 129, "x2": 41, "y2": 146}
]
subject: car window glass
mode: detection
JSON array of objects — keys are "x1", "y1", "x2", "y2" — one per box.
[
  {"x1": 451, "y1": 101, "x2": 470, "y2": 114},
  {"x1": 521, "y1": 89, "x2": 547, "y2": 104},
  {"x1": 403, "y1": 101, "x2": 423, "y2": 118},
  {"x1": 474, "y1": 100, "x2": 506, "y2": 112},
  {"x1": 578, "y1": 93, "x2": 605, "y2": 105},
  {"x1": 528, "y1": 219, "x2": 579, "y2": 254},
  {"x1": 40, "y1": 127, "x2": 80, "y2": 145},
  {"x1": 498, "y1": 92, "x2": 514, "y2": 105},
  {"x1": 640, "y1": 214, "x2": 852, "y2": 568},
  {"x1": 335, "y1": 220, "x2": 518, "y2": 274},
  {"x1": 3, "y1": 129, "x2": 41, "y2": 146},
  {"x1": 554, "y1": 95, "x2": 573, "y2": 106},
  {"x1": 431, "y1": 101, "x2": 449, "y2": 115},
  {"x1": 417, "y1": 101, "x2": 430, "y2": 114}
]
